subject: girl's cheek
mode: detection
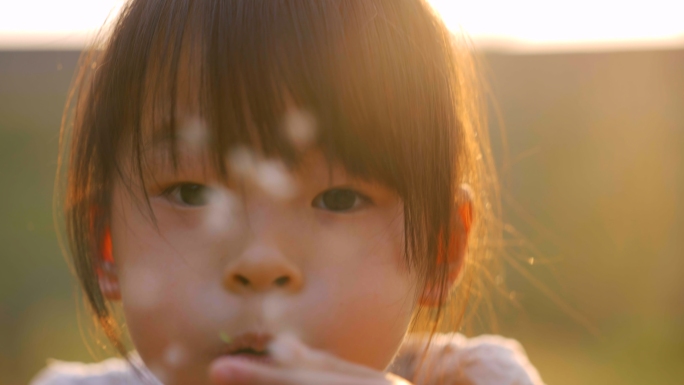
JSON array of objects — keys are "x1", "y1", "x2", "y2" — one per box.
[{"x1": 118, "y1": 263, "x2": 212, "y2": 384}]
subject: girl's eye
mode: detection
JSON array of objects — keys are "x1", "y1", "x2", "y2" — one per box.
[
  {"x1": 164, "y1": 183, "x2": 211, "y2": 207},
  {"x1": 312, "y1": 188, "x2": 370, "y2": 212}
]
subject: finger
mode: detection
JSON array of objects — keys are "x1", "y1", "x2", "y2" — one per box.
[
  {"x1": 269, "y1": 333, "x2": 382, "y2": 377},
  {"x1": 210, "y1": 358, "x2": 396, "y2": 385},
  {"x1": 386, "y1": 372, "x2": 415, "y2": 385}
]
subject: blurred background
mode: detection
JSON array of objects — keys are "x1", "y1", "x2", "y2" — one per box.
[{"x1": 1, "y1": 1, "x2": 683, "y2": 384}]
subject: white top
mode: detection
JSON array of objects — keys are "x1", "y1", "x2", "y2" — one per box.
[{"x1": 30, "y1": 334, "x2": 545, "y2": 385}]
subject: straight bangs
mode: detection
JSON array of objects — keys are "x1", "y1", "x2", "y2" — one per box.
[{"x1": 61, "y1": 0, "x2": 495, "y2": 357}]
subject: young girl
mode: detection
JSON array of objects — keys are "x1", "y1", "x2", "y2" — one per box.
[{"x1": 32, "y1": 0, "x2": 544, "y2": 384}]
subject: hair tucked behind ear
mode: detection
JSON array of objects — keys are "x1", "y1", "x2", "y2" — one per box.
[
  {"x1": 406, "y1": 26, "x2": 501, "y2": 349},
  {"x1": 55, "y1": 0, "x2": 501, "y2": 366}
]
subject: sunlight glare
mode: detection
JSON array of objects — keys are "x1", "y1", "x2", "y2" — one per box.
[
  {"x1": 1, "y1": 0, "x2": 683, "y2": 52},
  {"x1": 427, "y1": 0, "x2": 684, "y2": 52},
  {"x1": 0, "y1": 0, "x2": 124, "y2": 49}
]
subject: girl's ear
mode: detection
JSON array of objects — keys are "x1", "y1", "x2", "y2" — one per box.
[
  {"x1": 419, "y1": 184, "x2": 474, "y2": 307},
  {"x1": 96, "y1": 226, "x2": 122, "y2": 301}
]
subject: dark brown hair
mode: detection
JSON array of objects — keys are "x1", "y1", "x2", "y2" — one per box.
[{"x1": 56, "y1": 0, "x2": 500, "y2": 372}]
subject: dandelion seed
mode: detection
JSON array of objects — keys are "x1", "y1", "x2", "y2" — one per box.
[
  {"x1": 164, "y1": 343, "x2": 186, "y2": 367},
  {"x1": 269, "y1": 332, "x2": 304, "y2": 364},
  {"x1": 283, "y1": 109, "x2": 317, "y2": 150},
  {"x1": 262, "y1": 295, "x2": 299, "y2": 343},
  {"x1": 204, "y1": 188, "x2": 238, "y2": 234},
  {"x1": 219, "y1": 331, "x2": 233, "y2": 344},
  {"x1": 528, "y1": 257, "x2": 535, "y2": 265},
  {"x1": 227, "y1": 146, "x2": 298, "y2": 200},
  {"x1": 254, "y1": 160, "x2": 297, "y2": 200},
  {"x1": 262, "y1": 294, "x2": 286, "y2": 331},
  {"x1": 178, "y1": 116, "x2": 208, "y2": 148}
]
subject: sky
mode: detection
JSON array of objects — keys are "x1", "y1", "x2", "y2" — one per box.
[{"x1": 0, "y1": 0, "x2": 683, "y2": 53}]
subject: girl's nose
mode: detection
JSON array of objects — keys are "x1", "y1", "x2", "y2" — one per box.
[{"x1": 222, "y1": 245, "x2": 303, "y2": 294}]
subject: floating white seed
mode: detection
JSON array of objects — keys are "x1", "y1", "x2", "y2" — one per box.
[
  {"x1": 283, "y1": 109, "x2": 317, "y2": 149},
  {"x1": 178, "y1": 116, "x2": 208, "y2": 149},
  {"x1": 164, "y1": 342, "x2": 186, "y2": 367},
  {"x1": 254, "y1": 160, "x2": 297, "y2": 200},
  {"x1": 262, "y1": 294, "x2": 285, "y2": 331},
  {"x1": 204, "y1": 188, "x2": 239, "y2": 234}
]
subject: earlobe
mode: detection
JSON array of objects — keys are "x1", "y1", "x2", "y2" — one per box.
[
  {"x1": 96, "y1": 226, "x2": 121, "y2": 301},
  {"x1": 418, "y1": 184, "x2": 474, "y2": 307},
  {"x1": 98, "y1": 270, "x2": 122, "y2": 301},
  {"x1": 457, "y1": 184, "x2": 474, "y2": 238}
]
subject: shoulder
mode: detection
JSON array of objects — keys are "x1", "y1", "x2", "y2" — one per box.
[
  {"x1": 390, "y1": 333, "x2": 545, "y2": 385},
  {"x1": 29, "y1": 353, "x2": 161, "y2": 385}
]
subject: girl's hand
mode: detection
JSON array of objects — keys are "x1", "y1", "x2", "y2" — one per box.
[{"x1": 209, "y1": 334, "x2": 413, "y2": 385}]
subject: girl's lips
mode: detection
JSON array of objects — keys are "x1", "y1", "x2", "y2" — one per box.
[
  {"x1": 216, "y1": 331, "x2": 276, "y2": 364},
  {"x1": 221, "y1": 331, "x2": 274, "y2": 355}
]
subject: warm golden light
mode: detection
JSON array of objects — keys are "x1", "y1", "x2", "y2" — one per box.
[
  {"x1": 1, "y1": 0, "x2": 683, "y2": 51},
  {"x1": 0, "y1": 0, "x2": 124, "y2": 49},
  {"x1": 427, "y1": 0, "x2": 684, "y2": 52}
]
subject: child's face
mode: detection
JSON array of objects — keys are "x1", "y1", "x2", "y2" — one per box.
[{"x1": 108, "y1": 136, "x2": 419, "y2": 384}]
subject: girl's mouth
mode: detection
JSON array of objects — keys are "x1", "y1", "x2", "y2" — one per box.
[{"x1": 220, "y1": 331, "x2": 275, "y2": 365}]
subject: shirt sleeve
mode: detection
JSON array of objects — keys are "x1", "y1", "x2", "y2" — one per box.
[
  {"x1": 28, "y1": 355, "x2": 157, "y2": 385},
  {"x1": 389, "y1": 333, "x2": 546, "y2": 385}
]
